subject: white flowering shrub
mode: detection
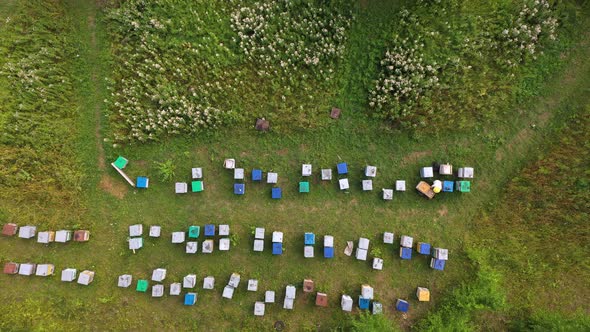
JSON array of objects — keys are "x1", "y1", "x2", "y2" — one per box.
[
  {"x1": 106, "y1": 0, "x2": 353, "y2": 142},
  {"x1": 499, "y1": 0, "x2": 558, "y2": 67},
  {"x1": 231, "y1": 0, "x2": 352, "y2": 80},
  {"x1": 368, "y1": 0, "x2": 559, "y2": 129},
  {"x1": 369, "y1": 39, "x2": 439, "y2": 125}
]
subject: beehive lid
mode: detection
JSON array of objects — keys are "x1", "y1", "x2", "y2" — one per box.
[
  {"x1": 339, "y1": 178, "x2": 349, "y2": 190},
  {"x1": 129, "y1": 237, "x2": 143, "y2": 250},
  {"x1": 233, "y1": 183, "x2": 245, "y2": 195},
  {"x1": 337, "y1": 162, "x2": 348, "y2": 175},
  {"x1": 253, "y1": 239, "x2": 264, "y2": 252},
  {"x1": 358, "y1": 238, "x2": 370, "y2": 250},
  {"x1": 420, "y1": 167, "x2": 434, "y2": 178},
  {"x1": 383, "y1": 189, "x2": 393, "y2": 200},
  {"x1": 170, "y1": 283, "x2": 181, "y2": 295},
  {"x1": 272, "y1": 231, "x2": 283, "y2": 243},
  {"x1": 203, "y1": 276, "x2": 215, "y2": 289},
  {"x1": 234, "y1": 168, "x2": 244, "y2": 180},
  {"x1": 152, "y1": 285, "x2": 164, "y2": 297},
  {"x1": 175, "y1": 182, "x2": 188, "y2": 194},
  {"x1": 372, "y1": 258, "x2": 383, "y2": 270},
  {"x1": 417, "y1": 287, "x2": 430, "y2": 301},
  {"x1": 191, "y1": 181, "x2": 204, "y2": 192},
  {"x1": 219, "y1": 224, "x2": 230, "y2": 236},
  {"x1": 321, "y1": 169, "x2": 332, "y2": 180},
  {"x1": 136, "y1": 279, "x2": 148, "y2": 292},
  {"x1": 182, "y1": 274, "x2": 197, "y2": 288},
  {"x1": 18, "y1": 226, "x2": 36, "y2": 239},
  {"x1": 251, "y1": 169, "x2": 262, "y2": 181},
  {"x1": 361, "y1": 284, "x2": 374, "y2": 299},
  {"x1": 396, "y1": 299, "x2": 409, "y2": 312},
  {"x1": 358, "y1": 296, "x2": 370, "y2": 310},
  {"x1": 304, "y1": 246, "x2": 314, "y2": 258},
  {"x1": 400, "y1": 235, "x2": 414, "y2": 248},
  {"x1": 302, "y1": 164, "x2": 312, "y2": 176},
  {"x1": 191, "y1": 167, "x2": 203, "y2": 179},
  {"x1": 396, "y1": 180, "x2": 406, "y2": 191},
  {"x1": 383, "y1": 232, "x2": 394, "y2": 244},
  {"x1": 228, "y1": 273, "x2": 241, "y2": 288},
  {"x1": 55, "y1": 230, "x2": 72, "y2": 242},
  {"x1": 151, "y1": 268, "x2": 166, "y2": 282},
  {"x1": 247, "y1": 279, "x2": 258, "y2": 292},
  {"x1": 356, "y1": 248, "x2": 368, "y2": 261},
  {"x1": 265, "y1": 291, "x2": 275, "y2": 303},
  {"x1": 171, "y1": 232, "x2": 185, "y2": 243},
  {"x1": 73, "y1": 230, "x2": 90, "y2": 242},
  {"x1": 219, "y1": 238, "x2": 230, "y2": 251},
  {"x1": 118, "y1": 274, "x2": 132, "y2": 288},
  {"x1": 35, "y1": 264, "x2": 54, "y2": 276},
  {"x1": 285, "y1": 285, "x2": 296, "y2": 299},
  {"x1": 19, "y1": 263, "x2": 35, "y2": 275},
  {"x1": 362, "y1": 180, "x2": 373, "y2": 191},
  {"x1": 184, "y1": 293, "x2": 196, "y2": 305},
  {"x1": 186, "y1": 241, "x2": 198, "y2": 254},
  {"x1": 3, "y1": 262, "x2": 19, "y2": 274},
  {"x1": 222, "y1": 285, "x2": 234, "y2": 299},
  {"x1": 202, "y1": 239, "x2": 214, "y2": 253},
  {"x1": 283, "y1": 298, "x2": 294, "y2": 310},
  {"x1": 188, "y1": 226, "x2": 200, "y2": 238},
  {"x1": 37, "y1": 231, "x2": 54, "y2": 244},
  {"x1": 267, "y1": 172, "x2": 278, "y2": 184},
  {"x1": 372, "y1": 302, "x2": 383, "y2": 315},
  {"x1": 255, "y1": 227, "x2": 265, "y2": 239},
  {"x1": 254, "y1": 301, "x2": 265, "y2": 316},
  {"x1": 61, "y1": 268, "x2": 77, "y2": 282},
  {"x1": 400, "y1": 247, "x2": 413, "y2": 260},
  {"x1": 324, "y1": 235, "x2": 334, "y2": 247},
  {"x1": 341, "y1": 295, "x2": 353, "y2": 311},
  {"x1": 365, "y1": 166, "x2": 377, "y2": 177},
  {"x1": 78, "y1": 270, "x2": 95, "y2": 285},
  {"x1": 2, "y1": 223, "x2": 17, "y2": 236},
  {"x1": 149, "y1": 226, "x2": 161, "y2": 237},
  {"x1": 316, "y1": 292, "x2": 328, "y2": 307},
  {"x1": 223, "y1": 158, "x2": 235, "y2": 169}
]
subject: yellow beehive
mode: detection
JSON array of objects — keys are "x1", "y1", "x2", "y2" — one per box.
[{"x1": 416, "y1": 287, "x2": 430, "y2": 302}]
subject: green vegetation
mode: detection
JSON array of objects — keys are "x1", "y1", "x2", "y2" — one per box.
[
  {"x1": 0, "y1": 0, "x2": 83, "y2": 227},
  {"x1": 0, "y1": 0, "x2": 589, "y2": 331}
]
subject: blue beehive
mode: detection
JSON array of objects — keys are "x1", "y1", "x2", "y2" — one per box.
[
  {"x1": 272, "y1": 242, "x2": 283, "y2": 255},
  {"x1": 359, "y1": 297, "x2": 370, "y2": 310},
  {"x1": 400, "y1": 247, "x2": 412, "y2": 260},
  {"x1": 431, "y1": 258, "x2": 446, "y2": 271},
  {"x1": 234, "y1": 183, "x2": 245, "y2": 195},
  {"x1": 324, "y1": 247, "x2": 334, "y2": 258},
  {"x1": 336, "y1": 162, "x2": 348, "y2": 175},
  {"x1": 417, "y1": 243, "x2": 431, "y2": 255},
  {"x1": 396, "y1": 299, "x2": 409, "y2": 312},
  {"x1": 184, "y1": 293, "x2": 196, "y2": 305},
  {"x1": 204, "y1": 224, "x2": 215, "y2": 237},
  {"x1": 443, "y1": 181, "x2": 454, "y2": 192},
  {"x1": 136, "y1": 177, "x2": 149, "y2": 189},
  {"x1": 271, "y1": 187, "x2": 282, "y2": 199},
  {"x1": 304, "y1": 233, "x2": 315, "y2": 245},
  {"x1": 252, "y1": 169, "x2": 262, "y2": 181}
]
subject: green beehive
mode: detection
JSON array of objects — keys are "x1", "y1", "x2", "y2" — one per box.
[
  {"x1": 191, "y1": 181, "x2": 204, "y2": 192},
  {"x1": 456, "y1": 181, "x2": 471, "y2": 193},
  {"x1": 299, "y1": 181, "x2": 310, "y2": 193},
  {"x1": 113, "y1": 156, "x2": 128, "y2": 170},
  {"x1": 188, "y1": 226, "x2": 200, "y2": 239},
  {"x1": 136, "y1": 279, "x2": 148, "y2": 292}
]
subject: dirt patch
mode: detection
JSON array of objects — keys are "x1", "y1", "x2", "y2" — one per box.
[
  {"x1": 437, "y1": 205, "x2": 448, "y2": 217},
  {"x1": 496, "y1": 128, "x2": 532, "y2": 161},
  {"x1": 277, "y1": 148, "x2": 289, "y2": 156},
  {"x1": 99, "y1": 175, "x2": 128, "y2": 199},
  {"x1": 401, "y1": 150, "x2": 432, "y2": 166}
]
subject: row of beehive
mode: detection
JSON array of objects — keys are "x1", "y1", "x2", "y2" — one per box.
[
  {"x1": 3, "y1": 262, "x2": 94, "y2": 285},
  {"x1": 2, "y1": 224, "x2": 89, "y2": 243}
]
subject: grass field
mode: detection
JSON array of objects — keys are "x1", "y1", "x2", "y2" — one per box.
[{"x1": 0, "y1": 0, "x2": 589, "y2": 331}]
